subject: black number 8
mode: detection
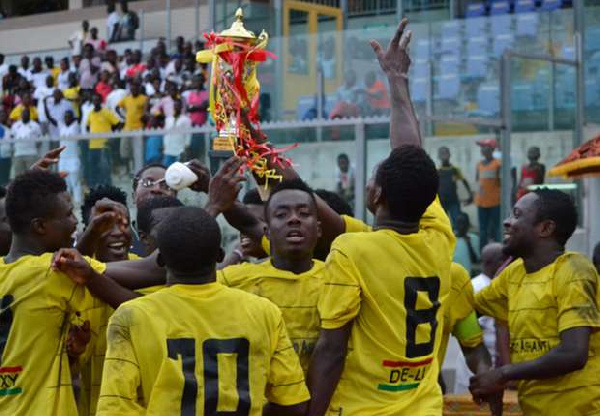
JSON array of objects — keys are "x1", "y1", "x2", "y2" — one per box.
[
  {"x1": 404, "y1": 276, "x2": 441, "y2": 358},
  {"x1": 167, "y1": 337, "x2": 251, "y2": 416}
]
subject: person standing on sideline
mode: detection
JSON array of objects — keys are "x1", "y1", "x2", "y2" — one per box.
[
  {"x1": 453, "y1": 212, "x2": 480, "y2": 276},
  {"x1": 454, "y1": 243, "x2": 507, "y2": 392},
  {"x1": 117, "y1": 81, "x2": 147, "y2": 172},
  {"x1": 438, "y1": 146, "x2": 473, "y2": 227},
  {"x1": 475, "y1": 138, "x2": 501, "y2": 251},
  {"x1": 11, "y1": 108, "x2": 42, "y2": 176},
  {"x1": 516, "y1": 146, "x2": 545, "y2": 201},
  {"x1": 68, "y1": 20, "x2": 90, "y2": 57},
  {"x1": 162, "y1": 100, "x2": 191, "y2": 166},
  {"x1": 0, "y1": 109, "x2": 12, "y2": 184},
  {"x1": 335, "y1": 153, "x2": 355, "y2": 209},
  {"x1": 58, "y1": 110, "x2": 83, "y2": 204},
  {"x1": 107, "y1": 3, "x2": 121, "y2": 43},
  {"x1": 86, "y1": 92, "x2": 122, "y2": 187}
]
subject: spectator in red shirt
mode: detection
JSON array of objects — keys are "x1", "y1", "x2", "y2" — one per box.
[
  {"x1": 95, "y1": 70, "x2": 113, "y2": 103},
  {"x1": 125, "y1": 50, "x2": 147, "y2": 81},
  {"x1": 87, "y1": 27, "x2": 107, "y2": 55},
  {"x1": 365, "y1": 70, "x2": 390, "y2": 116}
]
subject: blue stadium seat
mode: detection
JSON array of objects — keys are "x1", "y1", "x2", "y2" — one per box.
[
  {"x1": 491, "y1": 14, "x2": 512, "y2": 34},
  {"x1": 540, "y1": 0, "x2": 562, "y2": 11},
  {"x1": 555, "y1": 69, "x2": 576, "y2": 109},
  {"x1": 467, "y1": 56, "x2": 488, "y2": 78},
  {"x1": 516, "y1": 13, "x2": 539, "y2": 37},
  {"x1": 490, "y1": 0, "x2": 511, "y2": 15},
  {"x1": 585, "y1": 78, "x2": 599, "y2": 107},
  {"x1": 467, "y1": 36, "x2": 488, "y2": 56},
  {"x1": 466, "y1": 16, "x2": 487, "y2": 37},
  {"x1": 411, "y1": 78, "x2": 430, "y2": 103},
  {"x1": 415, "y1": 39, "x2": 432, "y2": 60},
  {"x1": 439, "y1": 55, "x2": 460, "y2": 75},
  {"x1": 586, "y1": 26, "x2": 600, "y2": 53},
  {"x1": 493, "y1": 34, "x2": 514, "y2": 56},
  {"x1": 435, "y1": 74, "x2": 461, "y2": 100},
  {"x1": 477, "y1": 84, "x2": 500, "y2": 115},
  {"x1": 514, "y1": 0, "x2": 535, "y2": 13},
  {"x1": 466, "y1": 2, "x2": 486, "y2": 17},
  {"x1": 511, "y1": 82, "x2": 535, "y2": 111}
]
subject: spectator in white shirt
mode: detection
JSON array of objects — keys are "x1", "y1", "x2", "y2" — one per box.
[
  {"x1": 163, "y1": 100, "x2": 191, "y2": 166},
  {"x1": 69, "y1": 20, "x2": 90, "y2": 57},
  {"x1": 107, "y1": 3, "x2": 121, "y2": 43},
  {"x1": 33, "y1": 75, "x2": 55, "y2": 135},
  {"x1": 0, "y1": 109, "x2": 12, "y2": 185},
  {"x1": 30, "y1": 57, "x2": 49, "y2": 90},
  {"x1": 11, "y1": 108, "x2": 42, "y2": 176},
  {"x1": 58, "y1": 110, "x2": 83, "y2": 204},
  {"x1": 87, "y1": 27, "x2": 107, "y2": 54},
  {"x1": 18, "y1": 55, "x2": 32, "y2": 82},
  {"x1": 79, "y1": 44, "x2": 102, "y2": 91},
  {"x1": 58, "y1": 58, "x2": 73, "y2": 90},
  {"x1": 44, "y1": 89, "x2": 74, "y2": 139},
  {"x1": 454, "y1": 242, "x2": 507, "y2": 393},
  {"x1": 0, "y1": 54, "x2": 8, "y2": 89},
  {"x1": 105, "y1": 78, "x2": 127, "y2": 114}
]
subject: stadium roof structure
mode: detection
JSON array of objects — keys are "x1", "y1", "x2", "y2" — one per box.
[{"x1": 548, "y1": 134, "x2": 600, "y2": 179}]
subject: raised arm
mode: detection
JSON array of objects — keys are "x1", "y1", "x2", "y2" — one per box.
[{"x1": 370, "y1": 18, "x2": 420, "y2": 149}]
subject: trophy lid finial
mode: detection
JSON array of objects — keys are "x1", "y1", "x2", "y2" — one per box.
[{"x1": 220, "y1": 7, "x2": 256, "y2": 39}]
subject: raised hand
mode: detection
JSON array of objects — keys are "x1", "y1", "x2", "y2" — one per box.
[
  {"x1": 52, "y1": 248, "x2": 96, "y2": 285},
  {"x1": 89, "y1": 198, "x2": 129, "y2": 236},
  {"x1": 30, "y1": 146, "x2": 68, "y2": 177},
  {"x1": 186, "y1": 159, "x2": 211, "y2": 193},
  {"x1": 370, "y1": 18, "x2": 412, "y2": 80},
  {"x1": 205, "y1": 157, "x2": 247, "y2": 217}
]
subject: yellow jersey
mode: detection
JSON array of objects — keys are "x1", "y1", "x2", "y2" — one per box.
[
  {"x1": 218, "y1": 259, "x2": 324, "y2": 373},
  {"x1": 79, "y1": 253, "x2": 164, "y2": 416},
  {"x1": 0, "y1": 253, "x2": 105, "y2": 416},
  {"x1": 97, "y1": 283, "x2": 309, "y2": 415},
  {"x1": 87, "y1": 108, "x2": 120, "y2": 149},
  {"x1": 318, "y1": 199, "x2": 455, "y2": 415},
  {"x1": 437, "y1": 263, "x2": 483, "y2": 367},
  {"x1": 9, "y1": 105, "x2": 39, "y2": 122},
  {"x1": 475, "y1": 252, "x2": 600, "y2": 415},
  {"x1": 118, "y1": 95, "x2": 148, "y2": 131}
]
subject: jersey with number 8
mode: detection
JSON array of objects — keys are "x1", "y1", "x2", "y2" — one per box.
[
  {"x1": 97, "y1": 282, "x2": 310, "y2": 415},
  {"x1": 318, "y1": 199, "x2": 455, "y2": 415}
]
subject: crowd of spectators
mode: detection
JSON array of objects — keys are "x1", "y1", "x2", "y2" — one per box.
[{"x1": 0, "y1": 30, "x2": 210, "y2": 198}]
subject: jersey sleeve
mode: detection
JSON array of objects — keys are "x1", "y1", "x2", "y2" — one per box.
[
  {"x1": 265, "y1": 307, "x2": 310, "y2": 406},
  {"x1": 97, "y1": 305, "x2": 145, "y2": 416},
  {"x1": 453, "y1": 311, "x2": 483, "y2": 349},
  {"x1": 108, "y1": 109, "x2": 121, "y2": 126},
  {"x1": 319, "y1": 242, "x2": 361, "y2": 330},
  {"x1": 52, "y1": 256, "x2": 107, "y2": 313},
  {"x1": 448, "y1": 264, "x2": 477, "y2": 332},
  {"x1": 342, "y1": 215, "x2": 372, "y2": 233},
  {"x1": 474, "y1": 271, "x2": 509, "y2": 323},
  {"x1": 261, "y1": 235, "x2": 271, "y2": 255},
  {"x1": 420, "y1": 197, "x2": 456, "y2": 257},
  {"x1": 555, "y1": 256, "x2": 600, "y2": 333}
]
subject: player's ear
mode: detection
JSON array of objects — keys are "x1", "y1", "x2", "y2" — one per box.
[
  {"x1": 217, "y1": 247, "x2": 225, "y2": 263},
  {"x1": 373, "y1": 184, "x2": 383, "y2": 207},
  {"x1": 31, "y1": 217, "x2": 46, "y2": 236},
  {"x1": 316, "y1": 220, "x2": 322, "y2": 239}
]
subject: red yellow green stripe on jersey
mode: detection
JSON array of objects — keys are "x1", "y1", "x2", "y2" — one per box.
[
  {"x1": 0, "y1": 366, "x2": 23, "y2": 396},
  {"x1": 377, "y1": 357, "x2": 433, "y2": 392}
]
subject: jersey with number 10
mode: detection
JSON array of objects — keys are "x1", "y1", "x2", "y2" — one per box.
[
  {"x1": 319, "y1": 199, "x2": 455, "y2": 415},
  {"x1": 97, "y1": 283, "x2": 309, "y2": 415}
]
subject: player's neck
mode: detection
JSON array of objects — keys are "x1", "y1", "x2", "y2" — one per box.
[
  {"x1": 166, "y1": 270, "x2": 217, "y2": 285},
  {"x1": 270, "y1": 253, "x2": 313, "y2": 274},
  {"x1": 4, "y1": 235, "x2": 51, "y2": 263},
  {"x1": 522, "y1": 245, "x2": 564, "y2": 274},
  {"x1": 374, "y1": 212, "x2": 419, "y2": 235}
]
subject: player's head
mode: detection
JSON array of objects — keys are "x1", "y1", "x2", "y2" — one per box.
[
  {"x1": 438, "y1": 146, "x2": 450, "y2": 164},
  {"x1": 593, "y1": 241, "x2": 600, "y2": 275},
  {"x1": 481, "y1": 243, "x2": 507, "y2": 279},
  {"x1": 132, "y1": 163, "x2": 176, "y2": 206},
  {"x1": 455, "y1": 211, "x2": 471, "y2": 237},
  {"x1": 503, "y1": 189, "x2": 577, "y2": 257},
  {"x1": 337, "y1": 153, "x2": 350, "y2": 173},
  {"x1": 81, "y1": 185, "x2": 132, "y2": 263},
  {"x1": 156, "y1": 207, "x2": 223, "y2": 278},
  {"x1": 527, "y1": 146, "x2": 540, "y2": 163},
  {"x1": 6, "y1": 170, "x2": 76, "y2": 252},
  {"x1": 372, "y1": 146, "x2": 438, "y2": 223},
  {"x1": 136, "y1": 195, "x2": 183, "y2": 255},
  {"x1": 240, "y1": 189, "x2": 267, "y2": 259},
  {"x1": 265, "y1": 179, "x2": 321, "y2": 262},
  {"x1": 314, "y1": 189, "x2": 353, "y2": 216},
  {"x1": 0, "y1": 186, "x2": 12, "y2": 256}
]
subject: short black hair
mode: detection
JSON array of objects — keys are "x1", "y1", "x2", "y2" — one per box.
[
  {"x1": 6, "y1": 170, "x2": 67, "y2": 234},
  {"x1": 242, "y1": 188, "x2": 263, "y2": 205},
  {"x1": 81, "y1": 185, "x2": 128, "y2": 227},
  {"x1": 337, "y1": 153, "x2": 349, "y2": 162},
  {"x1": 133, "y1": 163, "x2": 167, "y2": 192},
  {"x1": 375, "y1": 145, "x2": 439, "y2": 222},
  {"x1": 0, "y1": 186, "x2": 7, "y2": 199},
  {"x1": 136, "y1": 195, "x2": 183, "y2": 234},
  {"x1": 156, "y1": 207, "x2": 221, "y2": 274},
  {"x1": 265, "y1": 178, "x2": 317, "y2": 219},
  {"x1": 533, "y1": 188, "x2": 577, "y2": 247},
  {"x1": 315, "y1": 189, "x2": 353, "y2": 216}
]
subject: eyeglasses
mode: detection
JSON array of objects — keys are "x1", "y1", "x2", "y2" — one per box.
[{"x1": 138, "y1": 178, "x2": 171, "y2": 190}]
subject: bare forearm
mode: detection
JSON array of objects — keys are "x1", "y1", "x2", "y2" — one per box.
[
  {"x1": 222, "y1": 201, "x2": 265, "y2": 242},
  {"x1": 87, "y1": 271, "x2": 140, "y2": 309},
  {"x1": 463, "y1": 343, "x2": 493, "y2": 375},
  {"x1": 307, "y1": 344, "x2": 346, "y2": 416},
  {"x1": 389, "y1": 75, "x2": 421, "y2": 149},
  {"x1": 104, "y1": 253, "x2": 166, "y2": 290},
  {"x1": 501, "y1": 344, "x2": 587, "y2": 382},
  {"x1": 75, "y1": 228, "x2": 99, "y2": 257},
  {"x1": 263, "y1": 402, "x2": 308, "y2": 416}
]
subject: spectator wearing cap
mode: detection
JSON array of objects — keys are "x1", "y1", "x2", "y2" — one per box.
[{"x1": 475, "y1": 138, "x2": 502, "y2": 251}]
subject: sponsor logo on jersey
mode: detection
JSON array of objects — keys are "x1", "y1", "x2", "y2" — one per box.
[
  {"x1": 377, "y1": 357, "x2": 432, "y2": 392},
  {"x1": 0, "y1": 366, "x2": 23, "y2": 396}
]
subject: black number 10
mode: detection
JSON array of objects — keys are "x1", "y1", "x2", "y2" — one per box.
[
  {"x1": 404, "y1": 276, "x2": 440, "y2": 358},
  {"x1": 167, "y1": 337, "x2": 251, "y2": 416}
]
